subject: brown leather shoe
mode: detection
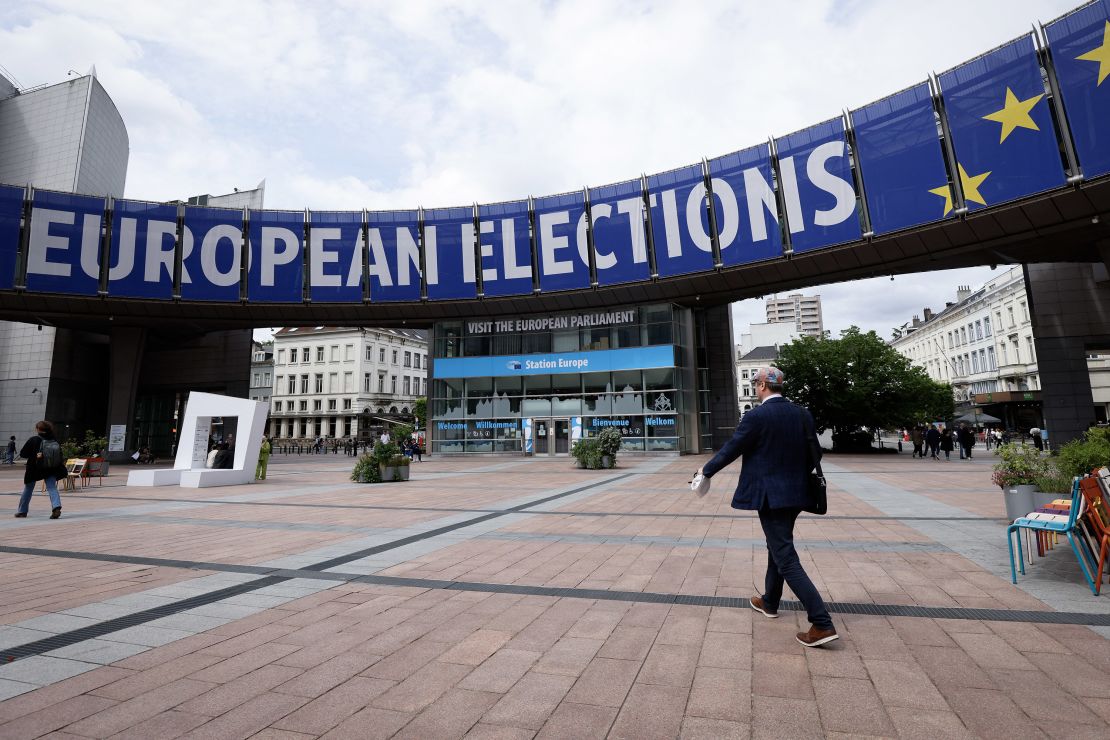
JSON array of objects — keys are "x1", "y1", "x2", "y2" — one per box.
[
  {"x1": 796, "y1": 625, "x2": 838, "y2": 647},
  {"x1": 750, "y1": 596, "x2": 778, "y2": 619}
]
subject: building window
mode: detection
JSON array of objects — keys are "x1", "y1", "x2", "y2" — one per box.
[
  {"x1": 366, "y1": 346, "x2": 374, "y2": 361},
  {"x1": 277, "y1": 349, "x2": 286, "y2": 364},
  {"x1": 299, "y1": 374, "x2": 309, "y2": 394},
  {"x1": 343, "y1": 398, "x2": 352, "y2": 410},
  {"x1": 274, "y1": 400, "x2": 281, "y2": 412},
  {"x1": 972, "y1": 353, "x2": 980, "y2": 373},
  {"x1": 984, "y1": 317, "x2": 991, "y2": 337},
  {"x1": 379, "y1": 347, "x2": 386, "y2": 362},
  {"x1": 313, "y1": 400, "x2": 322, "y2": 411},
  {"x1": 345, "y1": 344, "x2": 354, "y2": 361},
  {"x1": 378, "y1": 374, "x2": 385, "y2": 392},
  {"x1": 391, "y1": 375, "x2": 397, "y2": 393},
  {"x1": 253, "y1": 372, "x2": 260, "y2": 386},
  {"x1": 960, "y1": 327, "x2": 967, "y2": 345},
  {"x1": 276, "y1": 375, "x2": 284, "y2": 393},
  {"x1": 328, "y1": 399, "x2": 337, "y2": 411},
  {"x1": 299, "y1": 400, "x2": 307, "y2": 411},
  {"x1": 392, "y1": 350, "x2": 398, "y2": 365},
  {"x1": 999, "y1": 342, "x2": 1007, "y2": 365},
  {"x1": 264, "y1": 372, "x2": 271, "y2": 385},
  {"x1": 975, "y1": 321, "x2": 982, "y2": 340},
  {"x1": 404, "y1": 351, "x2": 412, "y2": 368},
  {"x1": 315, "y1": 374, "x2": 324, "y2": 393},
  {"x1": 947, "y1": 332, "x2": 953, "y2": 349},
  {"x1": 330, "y1": 345, "x2": 339, "y2": 361},
  {"x1": 290, "y1": 348, "x2": 298, "y2": 363},
  {"x1": 364, "y1": 373, "x2": 371, "y2": 392},
  {"x1": 1007, "y1": 307, "x2": 1015, "y2": 327},
  {"x1": 1020, "y1": 301, "x2": 1028, "y2": 321},
  {"x1": 328, "y1": 373, "x2": 338, "y2": 392},
  {"x1": 741, "y1": 369, "x2": 749, "y2": 380},
  {"x1": 1026, "y1": 336, "x2": 1035, "y2": 363},
  {"x1": 987, "y1": 346, "x2": 996, "y2": 370},
  {"x1": 302, "y1": 347, "x2": 310, "y2": 362},
  {"x1": 316, "y1": 346, "x2": 324, "y2": 362},
  {"x1": 286, "y1": 401, "x2": 294, "y2": 411},
  {"x1": 343, "y1": 372, "x2": 352, "y2": 392},
  {"x1": 403, "y1": 377, "x2": 411, "y2": 395},
  {"x1": 414, "y1": 354, "x2": 421, "y2": 370}
]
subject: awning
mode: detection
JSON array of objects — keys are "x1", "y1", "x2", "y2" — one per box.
[{"x1": 954, "y1": 411, "x2": 1002, "y2": 424}]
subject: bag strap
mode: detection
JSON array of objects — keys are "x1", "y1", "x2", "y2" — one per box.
[{"x1": 793, "y1": 403, "x2": 823, "y2": 477}]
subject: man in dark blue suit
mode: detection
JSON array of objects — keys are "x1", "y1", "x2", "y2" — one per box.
[{"x1": 698, "y1": 366, "x2": 837, "y2": 647}]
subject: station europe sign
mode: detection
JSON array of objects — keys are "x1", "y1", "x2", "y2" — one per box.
[
  {"x1": 1, "y1": 7, "x2": 1108, "y2": 301},
  {"x1": 432, "y1": 345, "x2": 676, "y2": 379}
]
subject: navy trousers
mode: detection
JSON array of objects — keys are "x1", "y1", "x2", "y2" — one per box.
[{"x1": 758, "y1": 505, "x2": 834, "y2": 630}]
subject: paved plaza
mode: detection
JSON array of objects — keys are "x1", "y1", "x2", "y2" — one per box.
[{"x1": 0, "y1": 450, "x2": 1109, "y2": 739}]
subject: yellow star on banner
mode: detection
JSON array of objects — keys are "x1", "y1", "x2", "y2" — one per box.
[
  {"x1": 982, "y1": 87, "x2": 1044, "y2": 143},
  {"x1": 959, "y1": 163, "x2": 990, "y2": 207},
  {"x1": 928, "y1": 184, "x2": 953, "y2": 216},
  {"x1": 1077, "y1": 20, "x2": 1110, "y2": 86}
]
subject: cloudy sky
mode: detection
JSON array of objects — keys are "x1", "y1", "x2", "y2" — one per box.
[{"x1": 0, "y1": 0, "x2": 1079, "y2": 340}]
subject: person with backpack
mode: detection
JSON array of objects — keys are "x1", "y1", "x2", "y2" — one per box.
[{"x1": 14, "y1": 420, "x2": 66, "y2": 519}]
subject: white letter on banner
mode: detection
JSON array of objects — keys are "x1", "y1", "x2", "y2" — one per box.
[
  {"x1": 479, "y1": 220, "x2": 497, "y2": 282},
  {"x1": 423, "y1": 225, "x2": 438, "y2": 285},
  {"x1": 501, "y1": 219, "x2": 530, "y2": 280},
  {"x1": 807, "y1": 141, "x2": 856, "y2": 226},
  {"x1": 310, "y1": 227, "x2": 341, "y2": 288},
  {"x1": 179, "y1": 227, "x2": 194, "y2": 284},
  {"x1": 708, "y1": 178, "x2": 739, "y2": 249},
  {"x1": 684, "y1": 187, "x2": 713, "y2": 253},
  {"x1": 199, "y1": 224, "x2": 241, "y2": 287},
  {"x1": 655, "y1": 191, "x2": 683, "y2": 258},
  {"x1": 616, "y1": 198, "x2": 647, "y2": 263},
  {"x1": 575, "y1": 212, "x2": 590, "y2": 267},
  {"x1": 396, "y1": 227, "x2": 421, "y2": 286},
  {"x1": 261, "y1": 226, "x2": 298, "y2": 287},
  {"x1": 539, "y1": 211, "x2": 572, "y2": 275},
  {"x1": 79, "y1": 214, "x2": 102, "y2": 279},
  {"x1": 589, "y1": 204, "x2": 616, "y2": 269},
  {"x1": 366, "y1": 229, "x2": 393, "y2": 287},
  {"x1": 109, "y1": 218, "x2": 137, "y2": 280},
  {"x1": 778, "y1": 156, "x2": 805, "y2": 234},
  {"x1": 27, "y1": 208, "x2": 73, "y2": 277},
  {"x1": 458, "y1": 223, "x2": 476, "y2": 283},
  {"x1": 743, "y1": 167, "x2": 778, "y2": 242},
  {"x1": 143, "y1": 220, "x2": 176, "y2": 283},
  {"x1": 345, "y1": 242, "x2": 361, "y2": 287}
]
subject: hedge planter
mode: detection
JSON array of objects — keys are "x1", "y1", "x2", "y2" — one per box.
[
  {"x1": 380, "y1": 465, "x2": 410, "y2": 482},
  {"x1": 1004, "y1": 484, "x2": 1037, "y2": 521}
]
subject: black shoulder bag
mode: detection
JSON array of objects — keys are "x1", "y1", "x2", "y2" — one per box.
[{"x1": 794, "y1": 404, "x2": 827, "y2": 515}]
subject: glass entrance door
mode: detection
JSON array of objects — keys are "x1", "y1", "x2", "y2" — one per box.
[
  {"x1": 534, "y1": 419, "x2": 551, "y2": 455},
  {"x1": 553, "y1": 418, "x2": 571, "y2": 455},
  {"x1": 532, "y1": 418, "x2": 570, "y2": 456}
]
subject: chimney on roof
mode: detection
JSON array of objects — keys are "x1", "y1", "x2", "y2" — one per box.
[
  {"x1": 923, "y1": 307, "x2": 933, "y2": 321},
  {"x1": 911, "y1": 315, "x2": 921, "y2": 327},
  {"x1": 945, "y1": 302, "x2": 954, "y2": 308},
  {"x1": 956, "y1": 285, "x2": 972, "y2": 302}
]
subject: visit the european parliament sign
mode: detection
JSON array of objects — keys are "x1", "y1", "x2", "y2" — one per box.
[{"x1": 2, "y1": 3, "x2": 1108, "y2": 304}]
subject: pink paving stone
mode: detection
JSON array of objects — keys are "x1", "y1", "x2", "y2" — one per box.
[
  {"x1": 360, "y1": 634, "x2": 451, "y2": 681},
  {"x1": 886, "y1": 706, "x2": 976, "y2": 740},
  {"x1": 189, "y1": 642, "x2": 302, "y2": 685},
  {"x1": 530, "y1": 635, "x2": 604, "y2": 677},
  {"x1": 535, "y1": 701, "x2": 617, "y2": 740},
  {"x1": 319, "y1": 706, "x2": 414, "y2": 740},
  {"x1": 862, "y1": 658, "x2": 948, "y2": 710},
  {"x1": 751, "y1": 652, "x2": 813, "y2": 700},
  {"x1": 371, "y1": 661, "x2": 472, "y2": 714},
  {"x1": 636, "y1": 642, "x2": 699, "y2": 688},
  {"x1": 698, "y1": 629, "x2": 751, "y2": 670},
  {"x1": 464, "y1": 724, "x2": 537, "y2": 739},
  {"x1": 685, "y1": 666, "x2": 751, "y2": 723},
  {"x1": 945, "y1": 687, "x2": 1049, "y2": 739},
  {"x1": 0, "y1": 694, "x2": 115, "y2": 740},
  {"x1": 563, "y1": 657, "x2": 640, "y2": 708},
  {"x1": 812, "y1": 675, "x2": 896, "y2": 736},
  {"x1": 481, "y1": 671, "x2": 575, "y2": 730},
  {"x1": 438, "y1": 630, "x2": 514, "y2": 666},
  {"x1": 272, "y1": 676, "x2": 396, "y2": 735},
  {"x1": 458, "y1": 649, "x2": 541, "y2": 694},
  {"x1": 751, "y1": 696, "x2": 824, "y2": 740},
  {"x1": 107, "y1": 709, "x2": 211, "y2": 740},
  {"x1": 608, "y1": 683, "x2": 688, "y2": 740},
  {"x1": 0, "y1": 666, "x2": 132, "y2": 725},
  {"x1": 679, "y1": 716, "x2": 751, "y2": 740},
  {"x1": 90, "y1": 652, "x2": 222, "y2": 701},
  {"x1": 948, "y1": 631, "x2": 1038, "y2": 671},
  {"x1": 392, "y1": 688, "x2": 500, "y2": 740},
  {"x1": 64, "y1": 677, "x2": 216, "y2": 738},
  {"x1": 177, "y1": 664, "x2": 304, "y2": 717},
  {"x1": 272, "y1": 651, "x2": 384, "y2": 699}
]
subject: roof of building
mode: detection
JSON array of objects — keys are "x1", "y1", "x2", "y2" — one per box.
[
  {"x1": 274, "y1": 326, "x2": 428, "y2": 341},
  {"x1": 739, "y1": 345, "x2": 780, "y2": 362}
]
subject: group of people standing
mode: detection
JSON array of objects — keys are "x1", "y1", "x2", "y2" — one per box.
[{"x1": 906, "y1": 423, "x2": 977, "y2": 461}]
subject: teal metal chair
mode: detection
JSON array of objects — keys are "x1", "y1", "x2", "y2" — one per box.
[{"x1": 1007, "y1": 476, "x2": 1099, "y2": 596}]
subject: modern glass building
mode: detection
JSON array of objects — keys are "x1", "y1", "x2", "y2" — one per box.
[{"x1": 428, "y1": 304, "x2": 703, "y2": 455}]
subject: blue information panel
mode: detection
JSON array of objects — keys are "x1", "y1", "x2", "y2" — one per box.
[
  {"x1": 108, "y1": 200, "x2": 178, "y2": 299},
  {"x1": 0, "y1": 185, "x2": 23, "y2": 291},
  {"x1": 181, "y1": 206, "x2": 242, "y2": 301},
  {"x1": 248, "y1": 210, "x2": 304, "y2": 303},
  {"x1": 939, "y1": 35, "x2": 1065, "y2": 210},
  {"x1": 25, "y1": 191, "x2": 104, "y2": 296},
  {"x1": 646, "y1": 163, "x2": 716, "y2": 278},
  {"x1": 477, "y1": 200, "x2": 533, "y2": 297},
  {"x1": 367, "y1": 210, "x2": 422, "y2": 302},
  {"x1": 533, "y1": 191, "x2": 590, "y2": 292},
  {"x1": 433, "y1": 344, "x2": 676, "y2": 379},
  {"x1": 588, "y1": 179, "x2": 651, "y2": 287},
  {"x1": 424, "y1": 206, "x2": 477, "y2": 301},
  {"x1": 774, "y1": 119, "x2": 861, "y2": 253},
  {"x1": 852, "y1": 82, "x2": 954, "y2": 233},
  {"x1": 309, "y1": 211, "x2": 362, "y2": 303},
  {"x1": 707, "y1": 144, "x2": 783, "y2": 266},
  {"x1": 1045, "y1": 1, "x2": 1110, "y2": 178}
]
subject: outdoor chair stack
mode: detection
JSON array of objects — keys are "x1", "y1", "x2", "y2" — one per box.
[{"x1": 1007, "y1": 474, "x2": 1100, "y2": 596}]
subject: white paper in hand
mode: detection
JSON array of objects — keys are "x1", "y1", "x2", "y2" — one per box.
[{"x1": 690, "y1": 472, "x2": 711, "y2": 497}]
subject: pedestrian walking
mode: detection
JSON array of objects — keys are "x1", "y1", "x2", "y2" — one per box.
[
  {"x1": 957, "y1": 424, "x2": 975, "y2": 460},
  {"x1": 697, "y1": 366, "x2": 837, "y2": 648},
  {"x1": 1030, "y1": 426, "x2": 1044, "y2": 451},
  {"x1": 939, "y1": 427, "x2": 954, "y2": 460},
  {"x1": 5, "y1": 435, "x2": 15, "y2": 464},
  {"x1": 13, "y1": 421, "x2": 65, "y2": 519},
  {"x1": 255, "y1": 435, "x2": 271, "y2": 480},
  {"x1": 925, "y1": 424, "x2": 941, "y2": 460},
  {"x1": 910, "y1": 426, "x2": 924, "y2": 458}
]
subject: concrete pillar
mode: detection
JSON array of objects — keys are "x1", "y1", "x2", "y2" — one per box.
[
  {"x1": 105, "y1": 327, "x2": 147, "y2": 464},
  {"x1": 698, "y1": 305, "x2": 740, "y2": 450}
]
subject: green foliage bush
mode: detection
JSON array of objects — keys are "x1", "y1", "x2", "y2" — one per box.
[
  {"x1": 991, "y1": 442, "x2": 1048, "y2": 488},
  {"x1": 596, "y1": 428, "x2": 622, "y2": 460},
  {"x1": 351, "y1": 453, "x2": 382, "y2": 483},
  {"x1": 1055, "y1": 427, "x2": 1110, "y2": 478},
  {"x1": 571, "y1": 438, "x2": 605, "y2": 469}
]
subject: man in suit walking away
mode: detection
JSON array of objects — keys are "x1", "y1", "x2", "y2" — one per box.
[{"x1": 698, "y1": 366, "x2": 837, "y2": 647}]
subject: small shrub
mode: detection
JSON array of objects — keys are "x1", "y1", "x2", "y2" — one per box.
[
  {"x1": 991, "y1": 442, "x2": 1048, "y2": 488},
  {"x1": 351, "y1": 453, "x2": 382, "y2": 484},
  {"x1": 1055, "y1": 428, "x2": 1110, "y2": 478},
  {"x1": 1032, "y1": 460, "x2": 1074, "y2": 494},
  {"x1": 388, "y1": 455, "x2": 410, "y2": 467},
  {"x1": 597, "y1": 428, "x2": 622, "y2": 458},
  {"x1": 372, "y1": 441, "x2": 399, "y2": 466}
]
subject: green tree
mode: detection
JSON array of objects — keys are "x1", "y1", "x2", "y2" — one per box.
[
  {"x1": 775, "y1": 327, "x2": 954, "y2": 451},
  {"x1": 413, "y1": 397, "x2": 427, "y2": 428}
]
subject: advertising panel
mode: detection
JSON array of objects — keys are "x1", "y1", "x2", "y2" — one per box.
[
  {"x1": 707, "y1": 143, "x2": 784, "y2": 266},
  {"x1": 476, "y1": 200, "x2": 534, "y2": 297},
  {"x1": 646, "y1": 163, "x2": 716, "y2": 278},
  {"x1": 367, "y1": 209, "x2": 422, "y2": 302},
  {"x1": 181, "y1": 206, "x2": 243, "y2": 302},
  {"x1": 25, "y1": 190, "x2": 105, "y2": 296},
  {"x1": 0, "y1": 185, "x2": 23, "y2": 291},
  {"x1": 588, "y1": 178, "x2": 651, "y2": 287},
  {"x1": 424, "y1": 206, "x2": 478, "y2": 300},
  {"x1": 107, "y1": 200, "x2": 178, "y2": 299},
  {"x1": 247, "y1": 209, "x2": 304, "y2": 303},
  {"x1": 309, "y1": 211, "x2": 363, "y2": 303},
  {"x1": 533, "y1": 191, "x2": 591, "y2": 292}
]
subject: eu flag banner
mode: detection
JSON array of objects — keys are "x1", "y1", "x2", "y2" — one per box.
[
  {"x1": 248, "y1": 210, "x2": 304, "y2": 303},
  {"x1": 707, "y1": 144, "x2": 783, "y2": 267},
  {"x1": 424, "y1": 206, "x2": 478, "y2": 301},
  {"x1": 774, "y1": 119, "x2": 860, "y2": 253},
  {"x1": 477, "y1": 200, "x2": 534, "y2": 297},
  {"x1": 533, "y1": 191, "x2": 590, "y2": 292},
  {"x1": 1045, "y1": 0, "x2": 1110, "y2": 178},
  {"x1": 25, "y1": 191, "x2": 105, "y2": 296},
  {"x1": 181, "y1": 206, "x2": 243, "y2": 302},
  {"x1": 939, "y1": 35, "x2": 1065, "y2": 211},
  {"x1": 108, "y1": 200, "x2": 178, "y2": 299},
  {"x1": 0, "y1": 185, "x2": 24, "y2": 291},
  {"x1": 852, "y1": 82, "x2": 953, "y2": 234},
  {"x1": 309, "y1": 211, "x2": 363, "y2": 303},
  {"x1": 646, "y1": 163, "x2": 716, "y2": 278},
  {"x1": 588, "y1": 179, "x2": 651, "y2": 288},
  {"x1": 367, "y1": 210, "x2": 422, "y2": 302}
]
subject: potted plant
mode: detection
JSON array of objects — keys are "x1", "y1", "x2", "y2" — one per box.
[
  {"x1": 992, "y1": 442, "x2": 1048, "y2": 520},
  {"x1": 388, "y1": 454, "x2": 411, "y2": 481},
  {"x1": 350, "y1": 453, "x2": 381, "y2": 484},
  {"x1": 373, "y1": 441, "x2": 400, "y2": 481},
  {"x1": 1032, "y1": 461, "x2": 1074, "y2": 509},
  {"x1": 597, "y1": 428, "x2": 622, "y2": 469},
  {"x1": 571, "y1": 438, "x2": 594, "y2": 468}
]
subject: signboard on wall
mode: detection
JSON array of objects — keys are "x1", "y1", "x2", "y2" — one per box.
[
  {"x1": 433, "y1": 345, "x2": 676, "y2": 379},
  {"x1": 191, "y1": 416, "x2": 211, "y2": 469},
  {"x1": 108, "y1": 424, "x2": 127, "y2": 452}
]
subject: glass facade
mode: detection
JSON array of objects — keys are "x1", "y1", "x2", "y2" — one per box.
[{"x1": 430, "y1": 304, "x2": 692, "y2": 454}]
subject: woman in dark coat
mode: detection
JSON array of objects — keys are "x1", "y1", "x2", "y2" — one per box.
[
  {"x1": 939, "y1": 427, "x2": 954, "y2": 461},
  {"x1": 15, "y1": 420, "x2": 66, "y2": 519}
]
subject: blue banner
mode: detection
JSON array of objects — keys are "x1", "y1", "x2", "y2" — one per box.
[
  {"x1": 309, "y1": 211, "x2": 362, "y2": 303},
  {"x1": 433, "y1": 344, "x2": 676, "y2": 379},
  {"x1": 424, "y1": 206, "x2": 477, "y2": 300},
  {"x1": 533, "y1": 191, "x2": 590, "y2": 292},
  {"x1": 248, "y1": 209, "x2": 303, "y2": 303},
  {"x1": 107, "y1": 199, "x2": 178, "y2": 299},
  {"x1": 588, "y1": 179, "x2": 651, "y2": 287},
  {"x1": 367, "y1": 209, "x2": 422, "y2": 302},
  {"x1": 774, "y1": 119, "x2": 861, "y2": 253},
  {"x1": 25, "y1": 191, "x2": 104, "y2": 295},
  {"x1": 852, "y1": 83, "x2": 953, "y2": 233},
  {"x1": 939, "y1": 36, "x2": 1065, "y2": 210},
  {"x1": 477, "y1": 200, "x2": 533, "y2": 297},
  {"x1": 646, "y1": 163, "x2": 716, "y2": 278},
  {"x1": 181, "y1": 206, "x2": 242, "y2": 301},
  {"x1": 1045, "y1": 1, "x2": 1110, "y2": 178},
  {"x1": 0, "y1": 185, "x2": 23, "y2": 291},
  {"x1": 707, "y1": 144, "x2": 784, "y2": 266}
]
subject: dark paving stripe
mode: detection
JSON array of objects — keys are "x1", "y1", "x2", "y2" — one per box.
[{"x1": 3, "y1": 544, "x2": 1108, "y2": 627}]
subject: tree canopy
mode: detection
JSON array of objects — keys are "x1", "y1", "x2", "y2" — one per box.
[{"x1": 774, "y1": 327, "x2": 954, "y2": 447}]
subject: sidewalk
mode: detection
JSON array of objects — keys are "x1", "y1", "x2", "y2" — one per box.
[{"x1": 0, "y1": 450, "x2": 1107, "y2": 738}]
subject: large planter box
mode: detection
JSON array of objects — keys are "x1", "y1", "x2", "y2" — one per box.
[
  {"x1": 1004, "y1": 484, "x2": 1037, "y2": 520},
  {"x1": 1033, "y1": 490, "x2": 1067, "y2": 510},
  {"x1": 380, "y1": 465, "x2": 410, "y2": 482}
]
